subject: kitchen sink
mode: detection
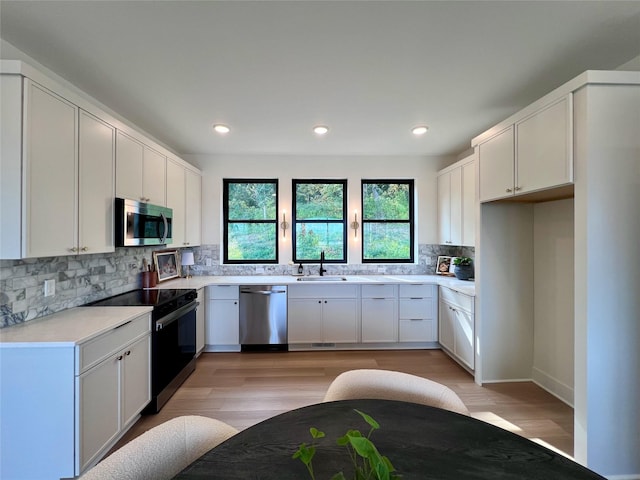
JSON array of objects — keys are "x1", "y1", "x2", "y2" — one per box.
[{"x1": 296, "y1": 276, "x2": 347, "y2": 282}]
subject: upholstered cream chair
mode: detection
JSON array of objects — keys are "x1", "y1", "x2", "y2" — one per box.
[
  {"x1": 80, "y1": 415, "x2": 238, "y2": 480},
  {"x1": 323, "y1": 369, "x2": 469, "y2": 416}
]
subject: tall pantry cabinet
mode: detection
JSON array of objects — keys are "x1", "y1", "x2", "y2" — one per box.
[{"x1": 473, "y1": 70, "x2": 640, "y2": 478}]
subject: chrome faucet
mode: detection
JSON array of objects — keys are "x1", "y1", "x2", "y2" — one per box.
[{"x1": 319, "y1": 250, "x2": 327, "y2": 276}]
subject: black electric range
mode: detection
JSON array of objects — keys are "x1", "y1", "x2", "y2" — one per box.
[{"x1": 89, "y1": 288, "x2": 198, "y2": 413}]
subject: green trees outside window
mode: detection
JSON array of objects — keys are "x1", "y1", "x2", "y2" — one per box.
[
  {"x1": 293, "y1": 180, "x2": 347, "y2": 262},
  {"x1": 223, "y1": 179, "x2": 278, "y2": 263},
  {"x1": 362, "y1": 180, "x2": 414, "y2": 263}
]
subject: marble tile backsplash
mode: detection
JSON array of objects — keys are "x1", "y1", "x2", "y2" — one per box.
[{"x1": 0, "y1": 244, "x2": 473, "y2": 328}]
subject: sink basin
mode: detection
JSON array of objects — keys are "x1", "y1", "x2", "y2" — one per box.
[{"x1": 296, "y1": 276, "x2": 347, "y2": 282}]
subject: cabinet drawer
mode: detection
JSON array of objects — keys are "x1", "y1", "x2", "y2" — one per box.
[
  {"x1": 288, "y1": 284, "x2": 358, "y2": 299},
  {"x1": 399, "y1": 284, "x2": 436, "y2": 298},
  {"x1": 361, "y1": 284, "x2": 397, "y2": 298},
  {"x1": 78, "y1": 313, "x2": 150, "y2": 373},
  {"x1": 399, "y1": 298, "x2": 434, "y2": 319},
  {"x1": 439, "y1": 287, "x2": 474, "y2": 313},
  {"x1": 399, "y1": 319, "x2": 436, "y2": 342},
  {"x1": 207, "y1": 285, "x2": 239, "y2": 300}
]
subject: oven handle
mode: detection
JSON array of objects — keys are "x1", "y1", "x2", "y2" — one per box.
[{"x1": 156, "y1": 301, "x2": 198, "y2": 331}]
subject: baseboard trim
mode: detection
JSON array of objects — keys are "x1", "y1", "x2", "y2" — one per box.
[{"x1": 531, "y1": 367, "x2": 574, "y2": 407}]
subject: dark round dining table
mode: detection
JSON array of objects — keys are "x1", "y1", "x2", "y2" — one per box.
[{"x1": 172, "y1": 399, "x2": 605, "y2": 479}]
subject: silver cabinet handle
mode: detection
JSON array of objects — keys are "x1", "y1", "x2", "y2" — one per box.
[{"x1": 506, "y1": 188, "x2": 513, "y2": 193}]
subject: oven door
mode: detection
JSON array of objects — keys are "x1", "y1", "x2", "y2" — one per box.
[{"x1": 151, "y1": 301, "x2": 197, "y2": 411}]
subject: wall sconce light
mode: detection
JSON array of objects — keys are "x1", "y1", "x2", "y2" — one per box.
[
  {"x1": 280, "y1": 210, "x2": 290, "y2": 239},
  {"x1": 350, "y1": 211, "x2": 360, "y2": 238}
]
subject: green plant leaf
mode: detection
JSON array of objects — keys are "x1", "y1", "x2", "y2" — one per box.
[
  {"x1": 310, "y1": 427, "x2": 325, "y2": 439},
  {"x1": 354, "y1": 409, "x2": 380, "y2": 430},
  {"x1": 292, "y1": 443, "x2": 316, "y2": 465},
  {"x1": 331, "y1": 473, "x2": 347, "y2": 480},
  {"x1": 348, "y1": 435, "x2": 376, "y2": 458}
]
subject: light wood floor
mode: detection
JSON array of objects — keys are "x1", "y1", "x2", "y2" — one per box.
[{"x1": 114, "y1": 349, "x2": 574, "y2": 457}]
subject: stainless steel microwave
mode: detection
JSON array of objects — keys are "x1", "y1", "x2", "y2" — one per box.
[{"x1": 115, "y1": 198, "x2": 173, "y2": 246}]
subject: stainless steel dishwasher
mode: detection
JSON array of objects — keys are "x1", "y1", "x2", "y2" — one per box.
[{"x1": 239, "y1": 285, "x2": 288, "y2": 351}]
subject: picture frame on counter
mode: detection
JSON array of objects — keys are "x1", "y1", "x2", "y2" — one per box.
[
  {"x1": 153, "y1": 249, "x2": 181, "y2": 282},
  {"x1": 436, "y1": 255, "x2": 453, "y2": 275}
]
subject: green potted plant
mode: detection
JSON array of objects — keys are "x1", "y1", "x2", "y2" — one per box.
[
  {"x1": 293, "y1": 410, "x2": 400, "y2": 480},
  {"x1": 452, "y1": 257, "x2": 474, "y2": 281}
]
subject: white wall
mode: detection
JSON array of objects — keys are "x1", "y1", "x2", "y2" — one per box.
[
  {"x1": 184, "y1": 153, "x2": 451, "y2": 263},
  {"x1": 617, "y1": 53, "x2": 640, "y2": 71},
  {"x1": 532, "y1": 199, "x2": 574, "y2": 405}
]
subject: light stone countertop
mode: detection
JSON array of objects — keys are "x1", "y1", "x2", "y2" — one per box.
[
  {"x1": 155, "y1": 274, "x2": 476, "y2": 296},
  {"x1": 0, "y1": 306, "x2": 152, "y2": 346}
]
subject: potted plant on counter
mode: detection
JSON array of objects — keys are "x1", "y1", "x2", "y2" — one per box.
[{"x1": 453, "y1": 257, "x2": 474, "y2": 281}]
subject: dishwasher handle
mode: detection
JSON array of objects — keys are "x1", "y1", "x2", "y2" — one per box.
[{"x1": 241, "y1": 289, "x2": 286, "y2": 295}]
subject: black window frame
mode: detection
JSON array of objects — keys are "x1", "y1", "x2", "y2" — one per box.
[
  {"x1": 361, "y1": 179, "x2": 415, "y2": 264},
  {"x1": 292, "y1": 179, "x2": 348, "y2": 264},
  {"x1": 223, "y1": 178, "x2": 279, "y2": 264}
]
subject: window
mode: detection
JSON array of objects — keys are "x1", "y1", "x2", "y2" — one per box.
[
  {"x1": 293, "y1": 180, "x2": 347, "y2": 263},
  {"x1": 223, "y1": 179, "x2": 278, "y2": 263},
  {"x1": 361, "y1": 180, "x2": 414, "y2": 263}
]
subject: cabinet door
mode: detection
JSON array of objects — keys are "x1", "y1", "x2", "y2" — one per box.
[
  {"x1": 323, "y1": 298, "x2": 358, "y2": 343},
  {"x1": 438, "y1": 299, "x2": 455, "y2": 353},
  {"x1": 454, "y1": 308, "x2": 475, "y2": 369},
  {"x1": 361, "y1": 298, "x2": 397, "y2": 342},
  {"x1": 478, "y1": 126, "x2": 514, "y2": 202},
  {"x1": 449, "y1": 167, "x2": 462, "y2": 245},
  {"x1": 437, "y1": 173, "x2": 451, "y2": 244},
  {"x1": 516, "y1": 95, "x2": 573, "y2": 194},
  {"x1": 185, "y1": 169, "x2": 202, "y2": 246},
  {"x1": 143, "y1": 146, "x2": 166, "y2": 205},
  {"x1": 121, "y1": 335, "x2": 151, "y2": 428},
  {"x1": 78, "y1": 110, "x2": 115, "y2": 255},
  {"x1": 206, "y1": 299, "x2": 239, "y2": 345},
  {"x1": 78, "y1": 355, "x2": 120, "y2": 472},
  {"x1": 196, "y1": 289, "x2": 205, "y2": 354},
  {"x1": 24, "y1": 80, "x2": 78, "y2": 257},
  {"x1": 461, "y1": 160, "x2": 476, "y2": 246},
  {"x1": 288, "y1": 298, "x2": 323, "y2": 343},
  {"x1": 115, "y1": 130, "x2": 144, "y2": 201},
  {"x1": 166, "y1": 159, "x2": 186, "y2": 247}
]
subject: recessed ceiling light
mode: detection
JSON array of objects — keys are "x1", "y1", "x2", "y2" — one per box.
[
  {"x1": 313, "y1": 125, "x2": 329, "y2": 135},
  {"x1": 213, "y1": 124, "x2": 230, "y2": 134},
  {"x1": 412, "y1": 125, "x2": 429, "y2": 136}
]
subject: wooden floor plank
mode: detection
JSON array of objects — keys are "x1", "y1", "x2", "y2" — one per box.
[{"x1": 112, "y1": 349, "x2": 574, "y2": 459}]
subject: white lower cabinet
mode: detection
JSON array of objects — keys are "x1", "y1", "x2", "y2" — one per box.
[
  {"x1": 196, "y1": 288, "x2": 206, "y2": 354},
  {"x1": 399, "y1": 284, "x2": 437, "y2": 342},
  {"x1": 206, "y1": 285, "x2": 240, "y2": 348},
  {"x1": 78, "y1": 333, "x2": 150, "y2": 471},
  {"x1": 0, "y1": 311, "x2": 151, "y2": 479},
  {"x1": 288, "y1": 285, "x2": 358, "y2": 344},
  {"x1": 361, "y1": 284, "x2": 398, "y2": 342},
  {"x1": 438, "y1": 286, "x2": 475, "y2": 370}
]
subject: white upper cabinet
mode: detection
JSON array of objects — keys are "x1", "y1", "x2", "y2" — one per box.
[
  {"x1": 116, "y1": 131, "x2": 166, "y2": 206},
  {"x1": 166, "y1": 159, "x2": 202, "y2": 247},
  {"x1": 185, "y1": 168, "x2": 202, "y2": 246},
  {"x1": 476, "y1": 94, "x2": 573, "y2": 202},
  {"x1": 78, "y1": 110, "x2": 116, "y2": 255},
  {"x1": 515, "y1": 95, "x2": 573, "y2": 194},
  {"x1": 115, "y1": 131, "x2": 144, "y2": 201},
  {"x1": 166, "y1": 159, "x2": 186, "y2": 247},
  {"x1": 437, "y1": 153, "x2": 475, "y2": 246},
  {"x1": 142, "y1": 146, "x2": 166, "y2": 205},
  {"x1": 478, "y1": 126, "x2": 515, "y2": 202},
  {"x1": 24, "y1": 80, "x2": 78, "y2": 258},
  {"x1": 0, "y1": 77, "x2": 115, "y2": 258}
]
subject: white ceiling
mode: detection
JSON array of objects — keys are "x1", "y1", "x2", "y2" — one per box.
[{"x1": 1, "y1": 1, "x2": 639, "y2": 159}]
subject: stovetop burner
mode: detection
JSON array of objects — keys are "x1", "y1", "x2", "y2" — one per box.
[
  {"x1": 89, "y1": 288, "x2": 197, "y2": 321},
  {"x1": 89, "y1": 289, "x2": 193, "y2": 307}
]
